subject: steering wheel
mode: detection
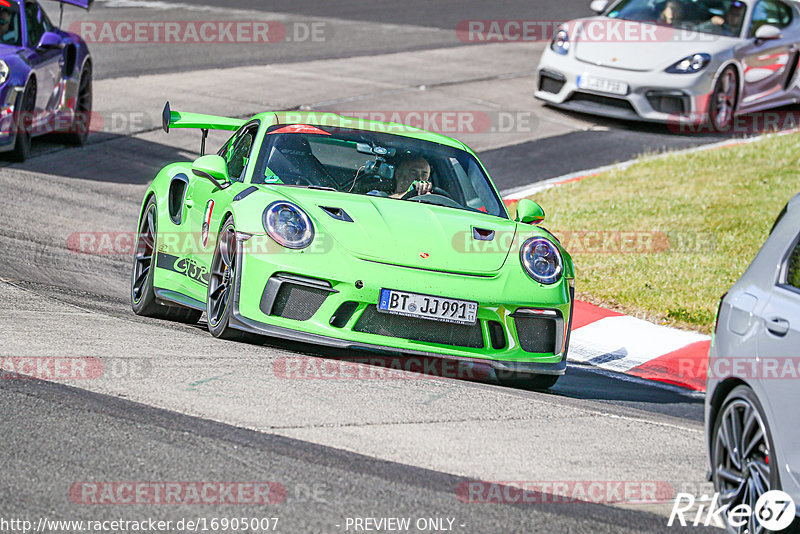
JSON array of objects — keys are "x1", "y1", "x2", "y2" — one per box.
[{"x1": 401, "y1": 185, "x2": 453, "y2": 200}]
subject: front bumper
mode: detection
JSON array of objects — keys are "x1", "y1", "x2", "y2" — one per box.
[
  {"x1": 535, "y1": 48, "x2": 717, "y2": 124},
  {"x1": 228, "y1": 234, "x2": 573, "y2": 376}
]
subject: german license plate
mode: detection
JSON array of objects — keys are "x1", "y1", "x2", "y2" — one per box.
[
  {"x1": 377, "y1": 289, "x2": 478, "y2": 325},
  {"x1": 577, "y1": 75, "x2": 629, "y2": 96}
]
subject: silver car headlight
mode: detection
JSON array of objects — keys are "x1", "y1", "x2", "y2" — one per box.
[
  {"x1": 520, "y1": 237, "x2": 563, "y2": 285},
  {"x1": 0, "y1": 60, "x2": 9, "y2": 86},
  {"x1": 262, "y1": 201, "x2": 314, "y2": 249},
  {"x1": 550, "y1": 29, "x2": 570, "y2": 55},
  {"x1": 666, "y1": 54, "x2": 711, "y2": 74}
]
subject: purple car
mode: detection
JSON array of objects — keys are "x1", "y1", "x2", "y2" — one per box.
[{"x1": 0, "y1": 0, "x2": 92, "y2": 161}]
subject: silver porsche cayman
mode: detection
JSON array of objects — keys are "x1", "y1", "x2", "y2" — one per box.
[{"x1": 535, "y1": 0, "x2": 800, "y2": 130}]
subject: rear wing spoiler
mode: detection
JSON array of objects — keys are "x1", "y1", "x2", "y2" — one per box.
[
  {"x1": 162, "y1": 102, "x2": 245, "y2": 133},
  {"x1": 162, "y1": 102, "x2": 246, "y2": 155}
]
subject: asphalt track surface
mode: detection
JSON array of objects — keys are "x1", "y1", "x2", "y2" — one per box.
[{"x1": 0, "y1": 0, "x2": 776, "y2": 532}]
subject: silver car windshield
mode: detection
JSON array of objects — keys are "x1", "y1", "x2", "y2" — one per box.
[{"x1": 607, "y1": 0, "x2": 747, "y2": 37}]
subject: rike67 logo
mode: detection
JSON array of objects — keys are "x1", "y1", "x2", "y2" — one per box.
[{"x1": 669, "y1": 490, "x2": 796, "y2": 531}]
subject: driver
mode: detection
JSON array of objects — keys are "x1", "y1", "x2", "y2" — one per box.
[
  {"x1": 710, "y1": 1, "x2": 746, "y2": 35},
  {"x1": 391, "y1": 156, "x2": 433, "y2": 199},
  {"x1": 0, "y1": 8, "x2": 19, "y2": 45},
  {"x1": 659, "y1": 0, "x2": 684, "y2": 25}
]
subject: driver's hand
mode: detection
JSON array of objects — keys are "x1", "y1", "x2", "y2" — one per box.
[{"x1": 413, "y1": 180, "x2": 433, "y2": 195}]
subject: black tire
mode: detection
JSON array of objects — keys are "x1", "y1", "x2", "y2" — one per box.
[
  {"x1": 207, "y1": 218, "x2": 262, "y2": 343},
  {"x1": 497, "y1": 372, "x2": 560, "y2": 390},
  {"x1": 711, "y1": 385, "x2": 781, "y2": 534},
  {"x1": 8, "y1": 80, "x2": 35, "y2": 162},
  {"x1": 64, "y1": 65, "x2": 92, "y2": 146},
  {"x1": 131, "y1": 197, "x2": 202, "y2": 324},
  {"x1": 709, "y1": 67, "x2": 738, "y2": 132}
]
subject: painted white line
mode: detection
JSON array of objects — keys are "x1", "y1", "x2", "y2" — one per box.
[{"x1": 96, "y1": 0, "x2": 223, "y2": 11}]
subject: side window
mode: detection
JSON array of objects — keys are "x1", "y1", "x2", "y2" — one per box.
[
  {"x1": 24, "y1": 1, "x2": 46, "y2": 46},
  {"x1": 785, "y1": 238, "x2": 800, "y2": 290},
  {"x1": 0, "y1": 5, "x2": 23, "y2": 47},
  {"x1": 749, "y1": 0, "x2": 792, "y2": 37},
  {"x1": 225, "y1": 125, "x2": 258, "y2": 182}
]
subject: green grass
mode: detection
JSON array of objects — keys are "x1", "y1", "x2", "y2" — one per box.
[{"x1": 524, "y1": 134, "x2": 800, "y2": 334}]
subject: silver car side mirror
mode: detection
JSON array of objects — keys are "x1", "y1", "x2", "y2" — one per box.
[
  {"x1": 590, "y1": 0, "x2": 609, "y2": 14},
  {"x1": 755, "y1": 24, "x2": 782, "y2": 41}
]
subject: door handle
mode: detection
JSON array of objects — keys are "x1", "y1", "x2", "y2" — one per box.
[
  {"x1": 767, "y1": 317, "x2": 790, "y2": 336},
  {"x1": 185, "y1": 199, "x2": 193, "y2": 209}
]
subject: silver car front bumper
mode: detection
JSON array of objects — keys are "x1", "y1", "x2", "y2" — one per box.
[{"x1": 535, "y1": 47, "x2": 719, "y2": 124}]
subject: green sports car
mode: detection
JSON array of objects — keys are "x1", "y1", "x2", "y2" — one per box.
[{"x1": 131, "y1": 103, "x2": 575, "y2": 388}]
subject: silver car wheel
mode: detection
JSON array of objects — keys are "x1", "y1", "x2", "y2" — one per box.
[
  {"x1": 713, "y1": 393, "x2": 772, "y2": 534},
  {"x1": 712, "y1": 69, "x2": 737, "y2": 130}
]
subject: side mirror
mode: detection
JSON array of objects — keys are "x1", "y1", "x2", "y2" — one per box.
[
  {"x1": 755, "y1": 24, "x2": 782, "y2": 41},
  {"x1": 37, "y1": 31, "x2": 64, "y2": 50},
  {"x1": 515, "y1": 199, "x2": 546, "y2": 225},
  {"x1": 590, "y1": 0, "x2": 609, "y2": 14},
  {"x1": 192, "y1": 155, "x2": 230, "y2": 189}
]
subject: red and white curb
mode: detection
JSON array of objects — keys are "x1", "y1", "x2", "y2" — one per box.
[{"x1": 570, "y1": 301, "x2": 710, "y2": 391}]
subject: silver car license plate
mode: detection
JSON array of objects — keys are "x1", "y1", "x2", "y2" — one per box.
[
  {"x1": 577, "y1": 75, "x2": 629, "y2": 96},
  {"x1": 377, "y1": 289, "x2": 478, "y2": 325}
]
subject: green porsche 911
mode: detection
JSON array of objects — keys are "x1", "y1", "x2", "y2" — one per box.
[{"x1": 131, "y1": 103, "x2": 574, "y2": 388}]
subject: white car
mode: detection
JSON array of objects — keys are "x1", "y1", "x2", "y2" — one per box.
[{"x1": 535, "y1": 0, "x2": 800, "y2": 130}]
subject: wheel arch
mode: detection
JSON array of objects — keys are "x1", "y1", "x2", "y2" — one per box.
[
  {"x1": 218, "y1": 210, "x2": 235, "y2": 233},
  {"x1": 708, "y1": 377, "x2": 748, "y2": 451},
  {"x1": 138, "y1": 191, "x2": 157, "y2": 228},
  {"x1": 79, "y1": 56, "x2": 92, "y2": 77}
]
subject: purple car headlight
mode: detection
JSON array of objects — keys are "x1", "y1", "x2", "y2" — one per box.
[
  {"x1": 520, "y1": 237, "x2": 563, "y2": 284},
  {"x1": 263, "y1": 201, "x2": 314, "y2": 249}
]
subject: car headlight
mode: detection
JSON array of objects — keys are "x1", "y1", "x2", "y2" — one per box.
[
  {"x1": 550, "y1": 29, "x2": 570, "y2": 55},
  {"x1": 262, "y1": 201, "x2": 314, "y2": 249},
  {"x1": 0, "y1": 60, "x2": 9, "y2": 86},
  {"x1": 666, "y1": 54, "x2": 711, "y2": 74},
  {"x1": 520, "y1": 237, "x2": 563, "y2": 284}
]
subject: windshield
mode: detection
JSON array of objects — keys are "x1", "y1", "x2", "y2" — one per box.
[
  {"x1": 0, "y1": 3, "x2": 22, "y2": 47},
  {"x1": 607, "y1": 0, "x2": 747, "y2": 36},
  {"x1": 249, "y1": 124, "x2": 507, "y2": 218}
]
